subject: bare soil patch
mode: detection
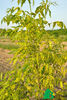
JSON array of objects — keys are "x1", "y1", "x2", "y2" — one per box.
[
  {"x1": 62, "y1": 42, "x2": 67, "y2": 50},
  {"x1": 0, "y1": 48, "x2": 13, "y2": 73}
]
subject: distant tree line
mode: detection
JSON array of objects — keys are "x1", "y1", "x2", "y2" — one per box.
[
  {"x1": 0, "y1": 28, "x2": 67, "y2": 37},
  {"x1": 48, "y1": 29, "x2": 67, "y2": 35}
]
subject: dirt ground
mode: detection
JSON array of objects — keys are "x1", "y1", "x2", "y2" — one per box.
[
  {"x1": 0, "y1": 37, "x2": 15, "y2": 73},
  {"x1": 0, "y1": 48, "x2": 13, "y2": 73}
]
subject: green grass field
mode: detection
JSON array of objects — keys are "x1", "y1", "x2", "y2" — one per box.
[{"x1": 0, "y1": 43, "x2": 18, "y2": 50}]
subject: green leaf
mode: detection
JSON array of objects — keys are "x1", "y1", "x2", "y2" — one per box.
[
  {"x1": 35, "y1": 6, "x2": 42, "y2": 14},
  {"x1": 49, "y1": 9, "x2": 51, "y2": 17},
  {"x1": 53, "y1": 22, "x2": 56, "y2": 28},
  {"x1": 15, "y1": 78, "x2": 20, "y2": 82},
  {"x1": 44, "y1": 20, "x2": 48, "y2": 24},
  {"x1": 21, "y1": 0, "x2": 26, "y2": 6},
  {"x1": 28, "y1": 0, "x2": 31, "y2": 4},
  {"x1": 41, "y1": 66, "x2": 45, "y2": 74},
  {"x1": 64, "y1": 24, "x2": 66, "y2": 29},
  {"x1": 57, "y1": 21, "x2": 63, "y2": 28},
  {"x1": 17, "y1": 0, "x2": 20, "y2": 5},
  {"x1": 48, "y1": 23, "x2": 51, "y2": 27},
  {"x1": 15, "y1": 10, "x2": 22, "y2": 15},
  {"x1": 23, "y1": 64, "x2": 29, "y2": 72},
  {"x1": 14, "y1": 7, "x2": 20, "y2": 11},
  {"x1": 0, "y1": 72, "x2": 3, "y2": 80},
  {"x1": 33, "y1": 0, "x2": 34, "y2": 6},
  {"x1": 46, "y1": 0, "x2": 48, "y2": 4},
  {"x1": 60, "y1": 81, "x2": 63, "y2": 89}
]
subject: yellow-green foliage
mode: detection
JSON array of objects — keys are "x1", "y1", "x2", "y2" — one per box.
[{"x1": 0, "y1": 0, "x2": 67, "y2": 100}]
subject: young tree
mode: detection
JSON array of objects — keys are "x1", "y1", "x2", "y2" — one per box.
[{"x1": 0, "y1": 0, "x2": 67, "y2": 100}]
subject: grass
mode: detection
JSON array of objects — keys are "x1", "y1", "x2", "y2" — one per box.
[
  {"x1": 0, "y1": 36, "x2": 9, "y2": 39},
  {"x1": 0, "y1": 43, "x2": 19, "y2": 50},
  {"x1": 0, "y1": 36, "x2": 19, "y2": 51}
]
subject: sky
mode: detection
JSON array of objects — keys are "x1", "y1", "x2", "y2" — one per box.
[{"x1": 0, "y1": 0, "x2": 67, "y2": 29}]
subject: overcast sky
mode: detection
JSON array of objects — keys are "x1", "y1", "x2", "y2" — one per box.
[{"x1": 0, "y1": 0, "x2": 67, "y2": 29}]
